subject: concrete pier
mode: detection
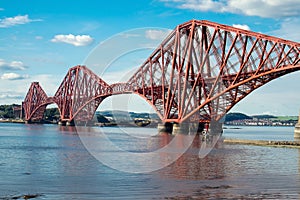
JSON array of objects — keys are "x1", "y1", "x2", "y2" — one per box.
[
  {"x1": 157, "y1": 123, "x2": 173, "y2": 133},
  {"x1": 294, "y1": 113, "x2": 300, "y2": 139},
  {"x1": 66, "y1": 120, "x2": 75, "y2": 126},
  {"x1": 172, "y1": 123, "x2": 184, "y2": 135},
  {"x1": 172, "y1": 123, "x2": 200, "y2": 135},
  {"x1": 158, "y1": 121, "x2": 223, "y2": 135},
  {"x1": 58, "y1": 121, "x2": 66, "y2": 126},
  {"x1": 209, "y1": 120, "x2": 223, "y2": 135}
]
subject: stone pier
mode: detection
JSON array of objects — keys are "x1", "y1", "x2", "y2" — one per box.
[
  {"x1": 209, "y1": 120, "x2": 224, "y2": 135},
  {"x1": 157, "y1": 122, "x2": 173, "y2": 133},
  {"x1": 66, "y1": 120, "x2": 75, "y2": 126},
  {"x1": 294, "y1": 113, "x2": 300, "y2": 139},
  {"x1": 172, "y1": 123, "x2": 201, "y2": 135},
  {"x1": 58, "y1": 121, "x2": 66, "y2": 126},
  {"x1": 157, "y1": 121, "x2": 223, "y2": 135},
  {"x1": 58, "y1": 120, "x2": 75, "y2": 126}
]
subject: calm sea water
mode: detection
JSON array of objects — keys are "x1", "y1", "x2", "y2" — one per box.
[{"x1": 0, "y1": 123, "x2": 299, "y2": 199}]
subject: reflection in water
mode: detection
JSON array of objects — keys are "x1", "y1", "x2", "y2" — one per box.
[
  {"x1": 158, "y1": 134, "x2": 225, "y2": 180},
  {"x1": 0, "y1": 124, "x2": 299, "y2": 199}
]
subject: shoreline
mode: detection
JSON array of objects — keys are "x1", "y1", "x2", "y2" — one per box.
[
  {"x1": 0, "y1": 119, "x2": 24, "y2": 123},
  {"x1": 224, "y1": 138, "x2": 300, "y2": 149}
]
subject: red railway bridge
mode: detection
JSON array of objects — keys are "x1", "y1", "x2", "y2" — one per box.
[{"x1": 22, "y1": 20, "x2": 300, "y2": 133}]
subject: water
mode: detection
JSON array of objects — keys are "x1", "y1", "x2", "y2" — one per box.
[
  {"x1": 224, "y1": 125, "x2": 295, "y2": 141},
  {"x1": 0, "y1": 123, "x2": 299, "y2": 199}
]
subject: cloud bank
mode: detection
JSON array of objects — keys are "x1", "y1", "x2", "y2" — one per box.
[
  {"x1": 160, "y1": 0, "x2": 300, "y2": 18},
  {"x1": 1, "y1": 73, "x2": 29, "y2": 80},
  {"x1": 0, "y1": 15, "x2": 41, "y2": 28},
  {"x1": 233, "y1": 24, "x2": 251, "y2": 31},
  {"x1": 51, "y1": 34, "x2": 94, "y2": 46},
  {"x1": 0, "y1": 59, "x2": 28, "y2": 71}
]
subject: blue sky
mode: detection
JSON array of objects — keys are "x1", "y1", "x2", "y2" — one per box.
[{"x1": 1, "y1": 0, "x2": 300, "y2": 116}]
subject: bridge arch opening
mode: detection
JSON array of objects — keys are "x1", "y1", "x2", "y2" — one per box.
[
  {"x1": 230, "y1": 71, "x2": 300, "y2": 116},
  {"x1": 26, "y1": 101, "x2": 62, "y2": 124},
  {"x1": 43, "y1": 103, "x2": 61, "y2": 124},
  {"x1": 95, "y1": 93, "x2": 159, "y2": 129}
]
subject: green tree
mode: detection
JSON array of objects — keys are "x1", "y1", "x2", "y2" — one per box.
[
  {"x1": 44, "y1": 108, "x2": 60, "y2": 121},
  {"x1": 0, "y1": 104, "x2": 17, "y2": 119}
]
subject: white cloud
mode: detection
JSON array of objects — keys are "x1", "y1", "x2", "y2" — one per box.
[
  {"x1": 0, "y1": 59, "x2": 28, "y2": 71},
  {"x1": 228, "y1": 0, "x2": 300, "y2": 18},
  {"x1": 160, "y1": 0, "x2": 300, "y2": 18},
  {"x1": 233, "y1": 24, "x2": 251, "y2": 31},
  {"x1": 145, "y1": 29, "x2": 172, "y2": 40},
  {"x1": 270, "y1": 18, "x2": 300, "y2": 42},
  {"x1": 51, "y1": 34, "x2": 94, "y2": 46},
  {"x1": 177, "y1": 0, "x2": 226, "y2": 12},
  {"x1": 1, "y1": 73, "x2": 29, "y2": 80},
  {"x1": 0, "y1": 15, "x2": 41, "y2": 28}
]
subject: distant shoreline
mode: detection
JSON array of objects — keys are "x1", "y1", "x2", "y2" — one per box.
[
  {"x1": 1, "y1": 120, "x2": 299, "y2": 149},
  {"x1": 0, "y1": 119, "x2": 24, "y2": 123}
]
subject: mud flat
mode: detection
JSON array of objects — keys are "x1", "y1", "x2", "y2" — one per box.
[{"x1": 224, "y1": 138, "x2": 300, "y2": 148}]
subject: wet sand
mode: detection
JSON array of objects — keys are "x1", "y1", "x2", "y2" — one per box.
[{"x1": 224, "y1": 138, "x2": 300, "y2": 148}]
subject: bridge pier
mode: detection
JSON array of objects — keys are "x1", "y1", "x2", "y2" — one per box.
[
  {"x1": 66, "y1": 120, "x2": 75, "y2": 126},
  {"x1": 209, "y1": 120, "x2": 223, "y2": 136},
  {"x1": 172, "y1": 123, "x2": 200, "y2": 135},
  {"x1": 58, "y1": 120, "x2": 76, "y2": 126},
  {"x1": 58, "y1": 120, "x2": 93, "y2": 126},
  {"x1": 157, "y1": 122, "x2": 173, "y2": 134},
  {"x1": 159, "y1": 121, "x2": 223, "y2": 135},
  {"x1": 294, "y1": 113, "x2": 300, "y2": 139},
  {"x1": 58, "y1": 121, "x2": 66, "y2": 126}
]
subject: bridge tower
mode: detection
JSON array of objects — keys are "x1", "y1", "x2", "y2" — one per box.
[{"x1": 22, "y1": 82, "x2": 50, "y2": 123}]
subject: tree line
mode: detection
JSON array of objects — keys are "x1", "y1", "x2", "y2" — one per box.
[{"x1": 0, "y1": 104, "x2": 19, "y2": 119}]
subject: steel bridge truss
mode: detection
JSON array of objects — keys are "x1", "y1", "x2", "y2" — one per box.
[{"x1": 22, "y1": 20, "x2": 300, "y2": 124}]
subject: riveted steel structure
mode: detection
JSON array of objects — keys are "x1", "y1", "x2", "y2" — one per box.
[
  {"x1": 54, "y1": 65, "x2": 111, "y2": 122},
  {"x1": 125, "y1": 20, "x2": 300, "y2": 123},
  {"x1": 23, "y1": 65, "x2": 111, "y2": 123},
  {"x1": 22, "y1": 20, "x2": 300, "y2": 124},
  {"x1": 23, "y1": 82, "x2": 51, "y2": 122}
]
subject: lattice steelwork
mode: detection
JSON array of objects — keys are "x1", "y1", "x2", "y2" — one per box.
[
  {"x1": 126, "y1": 20, "x2": 300, "y2": 123},
  {"x1": 54, "y1": 65, "x2": 111, "y2": 122},
  {"x1": 23, "y1": 82, "x2": 50, "y2": 121},
  {"x1": 22, "y1": 20, "x2": 300, "y2": 124},
  {"x1": 23, "y1": 66, "x2": 111, "y2": 122}
]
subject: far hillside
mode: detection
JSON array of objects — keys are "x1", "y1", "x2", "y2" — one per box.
[
  {"x1": 252, "y1": 114, "x2": 276, "y2": 119},
  {"x1": 224, "y1": 112, "x2": 298, "y2": 126},
  {"x1": 225, "y1": 112, "x2": 252, "y2": 122}
]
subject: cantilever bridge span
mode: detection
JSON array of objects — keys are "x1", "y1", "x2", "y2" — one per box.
[{"x1": 22, "y1": 20, "x2": 300, "y2": 126}]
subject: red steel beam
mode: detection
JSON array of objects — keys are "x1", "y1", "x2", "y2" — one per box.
[{"x1": 22, "y1": 20, "x2": 300, "y2": 125}]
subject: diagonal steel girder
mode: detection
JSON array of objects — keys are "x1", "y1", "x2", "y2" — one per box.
[
  {"x1": 22, "y1": 20, "x2": 300, "y2": 124},
  {"x1": 125, "y1": 20, "x2": 300, "y2": 123}
]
